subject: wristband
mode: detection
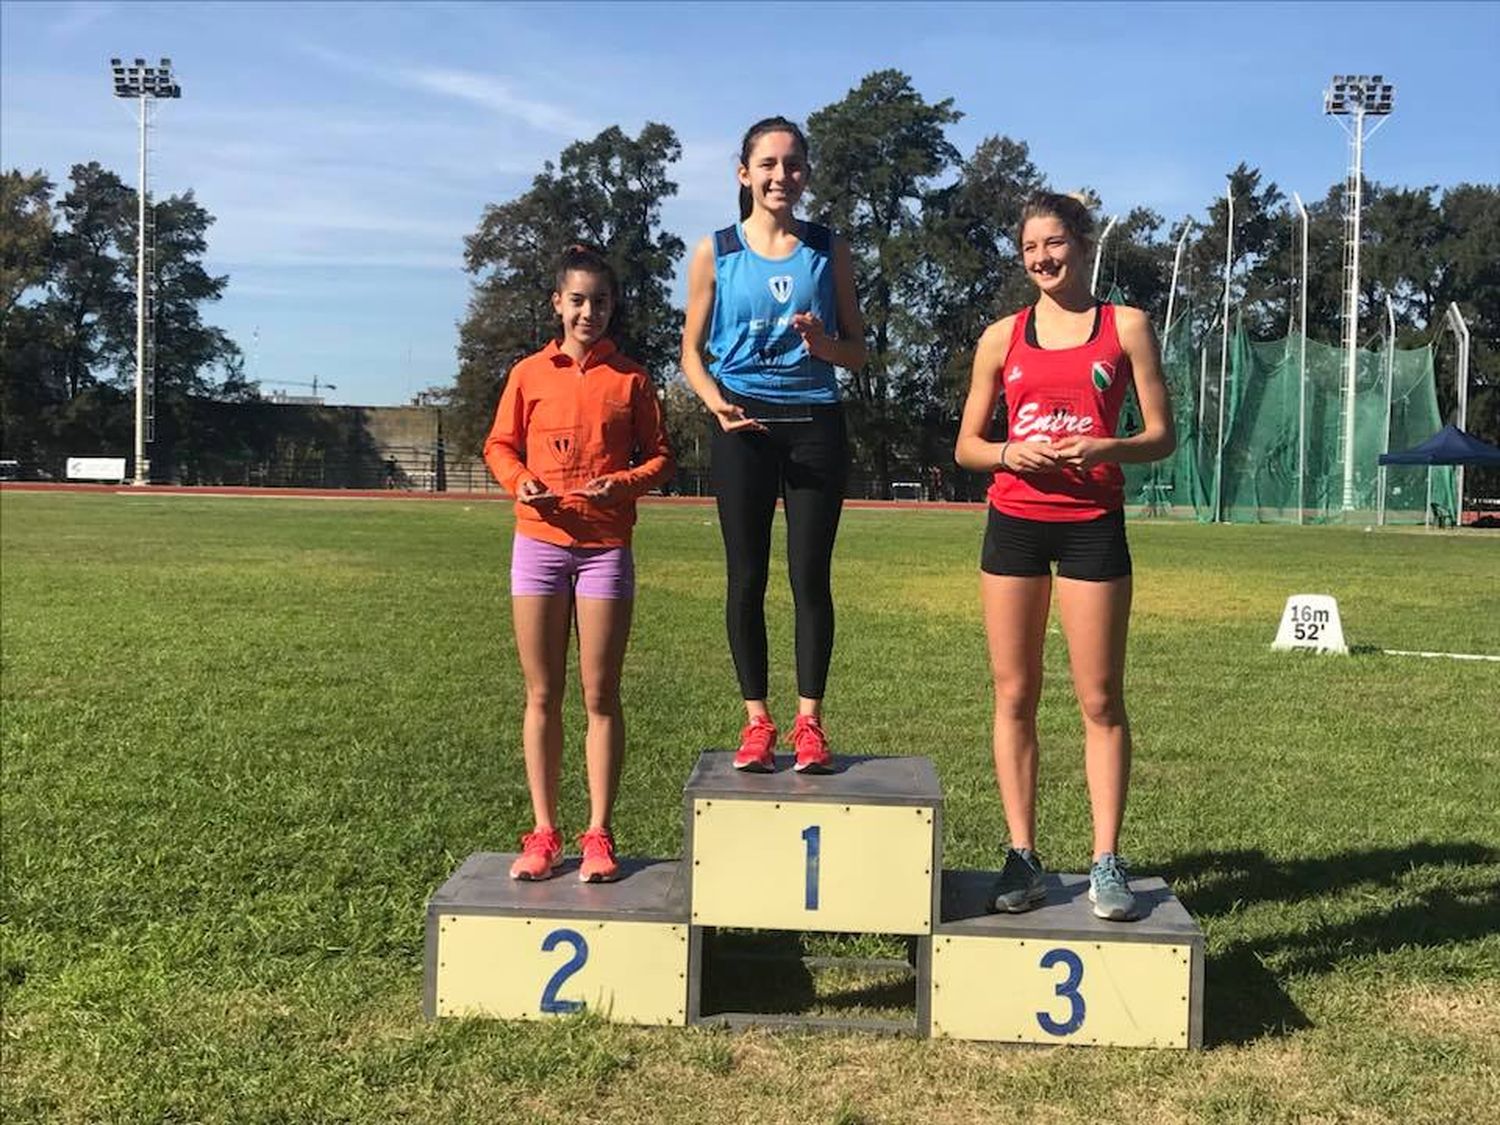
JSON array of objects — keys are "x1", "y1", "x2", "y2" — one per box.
[{"x1": 998, "y1": 441, "x2": 1011, "y2": 471}]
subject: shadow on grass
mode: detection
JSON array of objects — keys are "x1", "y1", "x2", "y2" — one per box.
[{"x1": 1168, "y1": 842, "x2": 1500, "y2": 1046}]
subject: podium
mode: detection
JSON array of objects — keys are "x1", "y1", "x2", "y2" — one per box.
[
  {"x1": 426, "y1": 752, "x2": 1203, "y2": 1047},
  {"x1": 425, "y1": 853, "x2": 688, "y2": 1025}
]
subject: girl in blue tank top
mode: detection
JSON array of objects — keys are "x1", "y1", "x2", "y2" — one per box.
[{"x1": 681, "y1": 116, "x2": 867, "y2": 775}]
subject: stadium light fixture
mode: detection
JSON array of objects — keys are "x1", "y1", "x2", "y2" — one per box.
[
  {"x1": 110, "y1": 56, "x2": 182, "y2": 486},
  {"x1": 1324, "y1": 73, "x2": 1395, "y2": 514}
]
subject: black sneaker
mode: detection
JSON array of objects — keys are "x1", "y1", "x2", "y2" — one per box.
[{"x1": 989, "y1": 847, "x2": 1047, "y2": 913}]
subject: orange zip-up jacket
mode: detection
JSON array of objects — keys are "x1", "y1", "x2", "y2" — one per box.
[{"x1": 483, "y1": 339, "x2": 674, "y2": 548}]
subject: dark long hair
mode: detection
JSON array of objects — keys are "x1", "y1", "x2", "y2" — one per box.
[{"x1": 737, "y1": 116, "x2": 809, "y2": 221}]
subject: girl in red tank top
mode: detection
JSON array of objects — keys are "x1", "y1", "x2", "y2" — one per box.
[
  {"x1": 987, "y1": 300, "x2": 1132, "y2": 520},
  {"x1": 955, "y1": 192, "x2": 1176, "y2": 922}
]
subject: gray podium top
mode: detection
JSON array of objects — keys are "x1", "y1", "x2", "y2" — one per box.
[
  {"x1": 684, "y1": 751, "x2": 943, "y2": 808},
  {"x1": 937, "y1": 870, "x2": 1203, "y2": 946},
  {"x1": 428, "y1": 852, "x2": 688, "y2": 924}
]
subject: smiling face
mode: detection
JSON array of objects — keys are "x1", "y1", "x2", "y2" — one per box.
[
  {"x1": 552, "y1": 268, "x2": 614, "y2": 355},
  {"x1": 738, "y1": 129, "x2": 808, "y2": 217},
  {"x1": 1020, "y1": 215, "x2": 1087, "y2": 299}
]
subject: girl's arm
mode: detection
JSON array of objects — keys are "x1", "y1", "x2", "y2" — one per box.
[
  {"x1": 793, "y1": 235, "x2": 868, "y2": 371},
  {"x1": 680, "y1": 237, "x2": 762, "y2": 433},
  {"x1": 955, "y1": 316, "x2": 1065, "y2": 475},
  {"x1": 1052, "y1": 306, "x2": 1176, "y2": 468},
  {"x1": 482, "y1": 365, "x2": 541, "y2": 494},
  {"x1": 586, "y1": 374, "x2": 676, "y2": 502}
]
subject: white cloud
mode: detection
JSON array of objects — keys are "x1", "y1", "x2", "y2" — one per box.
[{"x1": 396, "y1": 67, "x2": 595, "y2": 136}]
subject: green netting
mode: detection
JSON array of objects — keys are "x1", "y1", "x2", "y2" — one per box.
[{"x1": 1116, "y1": 307, "x2": 1456, "y2": 524}]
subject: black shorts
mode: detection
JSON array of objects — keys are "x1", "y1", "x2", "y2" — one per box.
[{"x1": 980, "y1": 507, "x2": 1132, "y2": 581}]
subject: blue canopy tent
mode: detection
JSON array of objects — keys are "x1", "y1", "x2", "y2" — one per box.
[{"x1": 1379, "y1": 424, "x2": 1500, "y2": 526}]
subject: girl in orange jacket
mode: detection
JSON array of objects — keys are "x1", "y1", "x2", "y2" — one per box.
[{"x1": 483, "y1": 244, "x2": 674, "y2": 882}]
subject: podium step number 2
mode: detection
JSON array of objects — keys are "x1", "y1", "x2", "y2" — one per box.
[{"x1": 425, "y1": 854, "x2": 689, "y2": 1026}]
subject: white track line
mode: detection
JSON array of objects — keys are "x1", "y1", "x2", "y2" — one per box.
[{"x1": 1381, "y1": 649, "x2": 1500, "y2": 662}]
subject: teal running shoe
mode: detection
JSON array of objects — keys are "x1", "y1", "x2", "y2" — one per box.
[
  {"x1": 1089, "y1": 853, "x2": 1139, "y2": 921},
  {"x1": 989, "y1": 847, "x2": 1047, "y2": 913}
]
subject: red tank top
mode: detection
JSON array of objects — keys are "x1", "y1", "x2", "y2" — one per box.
[{"x1": 986, "y1": 302, "x2": 1131, "y2": 521}]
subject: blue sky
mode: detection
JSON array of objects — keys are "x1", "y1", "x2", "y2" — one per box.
[{"x1": 3, "y1": 1, "x2": 1497, "y2": 406}]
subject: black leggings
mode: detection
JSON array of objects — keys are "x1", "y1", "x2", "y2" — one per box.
[{"x1": 712, "y1": 392, "x2": 848, "y2": 701}]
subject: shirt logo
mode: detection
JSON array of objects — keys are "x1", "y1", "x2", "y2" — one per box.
[
  {"x1": 767, "y1": 275, "x2": 794, "y2": 303},
  {"x1": 1007, "y1": 366, "x2": 1023, "y2": 384},
  {"x1": 548, "y1": 434, "x2": 575, "y2": 462},
  {"x1": 1091, "y1": 360, "x2": 1115, "y2": 391},
  {"x1": 1012, "y1": 402, "x2": 1096, "y2": 440}
]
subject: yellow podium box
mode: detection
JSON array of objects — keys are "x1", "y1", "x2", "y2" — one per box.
[
  {"x1": 425, "y1": 853, "x2": 688, "y2": 1026},
  {"x1": 930, "y1": 871, "x2": 1204, "y2": 1048},
  {"x1": 683, "y1": 752, "x2": 942, "y2": 936}
]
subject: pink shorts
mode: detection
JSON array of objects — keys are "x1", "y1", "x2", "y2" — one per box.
[{"x1": 510, "y1": 533, "x2": 635, "y2": 600}]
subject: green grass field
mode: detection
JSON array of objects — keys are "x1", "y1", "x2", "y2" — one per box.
[{"x1": 3, "y1": 490, "x2": 1497, "y2": 1124}]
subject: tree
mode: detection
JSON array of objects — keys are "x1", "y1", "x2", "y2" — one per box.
[
  {"x1": 0, "y1": 171, "x2": 58, "y2": 461},
  {"x1": 0, "y1": 170, "x2": 54, "y2": 323},
  {"x1": 894, "y1": 135, "x2": 1047, "y2": 490},
  {"x1": 451, "y1": 124, "x2": 684, "y2": 457},
  {"x1": 0, "y1": 162, "x2": 243, "y2": 475},
  {"x1": 806, "y1": 70, "x2": 962, "y2": 495}
]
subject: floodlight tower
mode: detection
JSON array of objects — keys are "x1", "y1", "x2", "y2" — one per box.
[
  {"x1": 110, "y1": 57, "x2": 182, "y2": 486},
  {"x1": 1324, "y1": 73, "x2": 1394, "y2": 513}
]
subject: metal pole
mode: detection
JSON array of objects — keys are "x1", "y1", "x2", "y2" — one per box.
[
  {"x1": 1090, "y1": 215, "x2": 1119, "y2": 297},
  {"x1": 1197, "y1": 346, "x2": 1208, "y2": 466},
  {"x1": 134, "y1": 95, "x2": 148, "y2": 486},
  {"x1": 1449, "y1": 302, "x2": 1471, "y2": 525},
  {"x1": 1378, "y1": 295, "x2": 1395, "y2": 525},
  {"x1": 1164, "y1": 222, "x2": 1191, "y2": 341},
  {"x1": 1341, "y1": 109, "x2": 1365, "y2": 512},
  {"x1": 1215, "y1": 181, "x2": 1233, "y2": 523},
  {"x1": 1293, "y1": 192, "x2": 1309, "y2": 525}
]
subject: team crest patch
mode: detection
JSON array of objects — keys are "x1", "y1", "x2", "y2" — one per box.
[
  {"x1": 1090, "y1": 361, "x2": 1114, "y2": 391},
  {"x1": 767, "y1": 275, "x2": 794, "y2": 303},
  {"x1": 549, "y1": 434, "x2": 575, "y2": 461}
]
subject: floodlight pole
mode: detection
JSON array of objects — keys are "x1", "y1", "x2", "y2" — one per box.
[
  {"x1": 1377, "y1": 295, "x2": 1395, "y2": 525},
  {"x1": 1214, "y1": 181, "x2": 1234, "y2": 523},
  {"x1": 1293, "y1": 193, "x2": 1309, "y2": 524},
  {"x1": 1340, "y1": 111, "x2": 1364, "y2": 514},
  {"x1": 133, "y1": 96, "x2": 149, "y2": 486},
  {"x1": 1090, "y1": 215, "x2": 1119, "y2": 297},
  {"x1": 110, "y1": 57, "x2": 180, "y2": 486},
  {"x1": 1326, "y1": 74, "x2": 1395, "y2": 514}
]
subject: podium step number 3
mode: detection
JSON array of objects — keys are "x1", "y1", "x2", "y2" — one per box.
[{"x1": 932, "y1": 871, "x2": 1204, "y2": 1048}]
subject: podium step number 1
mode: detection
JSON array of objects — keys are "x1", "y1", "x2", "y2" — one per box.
[{"x1": 685, "y1": 753, "x2": 941, "y2": 935}]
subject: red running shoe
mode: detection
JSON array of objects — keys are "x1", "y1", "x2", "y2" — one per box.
[
  {"x1": 791, "y1": 714, "x2": 834, "y2": 774},
  {"x1": 509, "y1": 826, "x2": 564, "y2": 880},
  {"x1": 732, "y1": 715, "x2": 778, "y2": 772},
  {"x1": 578, "y1": 827, "x2": 620, "y2": 883}
]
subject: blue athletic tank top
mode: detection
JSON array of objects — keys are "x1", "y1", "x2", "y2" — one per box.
[{"x1": 707, "y1": 220, "x2": 840, "y2": 404}]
